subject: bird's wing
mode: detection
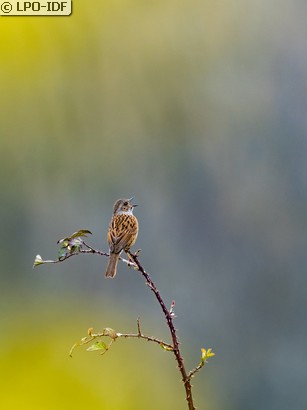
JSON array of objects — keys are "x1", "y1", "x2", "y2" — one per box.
[{"x1": 108, "y1": 214, "x2": 138, "y2": 253}]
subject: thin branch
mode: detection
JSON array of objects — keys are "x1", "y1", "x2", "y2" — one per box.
[
  {"x1": 117, "y1": 332, "x2": 173, "y2": 350},
  {"x1": 70, "y1": 320, "x2": 174, "y2": 357},
  {"x1": 83, "y1": 243, "x2": 137, "y2": 267},
  {"x1": 34, "y1": 248, "x2": 108, "y2": 266},
  {"x1": 34, "y1": 242, "x2": 136, "y2": 268},
  {"x1": 128, "y1": 252, "x2": 196, "y2": 410},
  {"x1": 116, "y1": 318, "x2": 173, "y2": 350},
  {"x1": 137, "y1": 317, "x2": 141, "y2": 335},
  {"x1": 188, "y1": 364, "x2": 203, "y2": 381}
]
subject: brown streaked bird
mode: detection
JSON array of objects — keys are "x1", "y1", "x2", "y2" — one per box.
[{"x1": 105, "y1": 197, "x2": 139, "y2": 278}]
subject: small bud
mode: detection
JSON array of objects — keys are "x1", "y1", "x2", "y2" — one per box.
[
  {"x1": 33, "y1": 255, "x2": 44, "y2": 268},
  {"x1": 169, "y1": 300, "x2": 176, "y2": 317},
  {"x1": 200, "y1": 347, "x2": 215, "y2": 365},
  {"x1": 88, "y1": 327, "x2": 93, "y2": 336},
  {"x1": 160, "y1": 343, "x2": 173, "y2": 351},
  {"x1": 103, "y1": 327, "x2": 117, "y2": 340}
]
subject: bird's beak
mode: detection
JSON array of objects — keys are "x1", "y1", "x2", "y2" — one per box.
[{"x1": 128, "y1": 197, "x2": 138, "y2": 207}]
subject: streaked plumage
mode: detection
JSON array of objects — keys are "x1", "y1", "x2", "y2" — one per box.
[{"x1": 105, "y1": 198, "x2": 139, "y2": 278}]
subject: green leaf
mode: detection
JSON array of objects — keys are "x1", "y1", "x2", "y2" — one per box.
[
  {"x1": 58, "y1": 247, "x2": 68, "y2": 260},
  {"x1": 57, "y1": 230, "x2": 92, "y2": 245},
  {"x1": 206, "y1": 348, "x2": 215, "y2": 358},
  {"x1": 87, "y1": 341, "x2": 107, "y2": 352},
  {"x1": 70, "y1": 230, "x2": 92, "y2": 239},
  {"x1": 70, "y1": 238, "x2": 83, "y2": 252},
  {"x1": 57, "y1": 230, "x2": 92, "y2": 259}
]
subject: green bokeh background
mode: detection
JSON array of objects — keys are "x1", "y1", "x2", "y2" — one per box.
[{"x1": 0, "y1": 1, "x2": 306, "y2": 409}]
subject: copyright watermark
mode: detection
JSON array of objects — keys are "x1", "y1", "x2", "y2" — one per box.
[{"x1": 1, "y1": 0, "x2": 71, "y2": 15}]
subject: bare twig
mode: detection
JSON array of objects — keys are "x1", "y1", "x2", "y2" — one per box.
[
  {"x1": 83, "y1": 242, "x2": 137, "y2": 267},
  {"x1": 137, "y1": 317, "x2": 141, "y2": 335},
  {"x1": 128, "y1": 252, "x2": 196, "y2": 410},
  {"x1": 188, "y1": 364, "x2": 203, "y2": 381},
  {"x1": 116, "y1": 318, "x2": 173, "y2": 350}
]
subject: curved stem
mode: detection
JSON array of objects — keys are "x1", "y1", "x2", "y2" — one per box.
[{"x1": 129, "y1": 253, "x2": 195, "y2": 410}]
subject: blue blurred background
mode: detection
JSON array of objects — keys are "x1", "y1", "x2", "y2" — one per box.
[{"x1": 0, "y1": 1, "x2": 306, "y2": 409}]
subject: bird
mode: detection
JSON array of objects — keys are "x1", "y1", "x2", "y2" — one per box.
[{"x1": 105, "y1": 197, "x2": 139, "y2": 278}]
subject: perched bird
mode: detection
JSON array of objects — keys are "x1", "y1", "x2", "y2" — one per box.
[{"x1": 105, "y1": 197, "x2": 139, "y2": 278}]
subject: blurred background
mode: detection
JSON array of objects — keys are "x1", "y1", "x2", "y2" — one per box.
[{"x1": 0, "y1": 1, "x2": 306, "y2": 409}]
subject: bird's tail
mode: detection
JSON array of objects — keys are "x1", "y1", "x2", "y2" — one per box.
[{"x1": 105, "y1": 253, "x2": 120, "y2": 278}]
